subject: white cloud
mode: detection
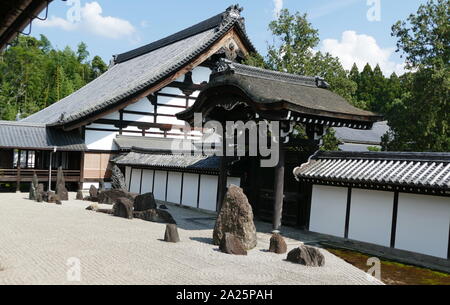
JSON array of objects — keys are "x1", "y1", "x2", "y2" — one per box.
[
  {"x1": 35, "y1": 2, "x2": 136, "y2": 40},
  {"x1": 273, "y1": 0, "x2": 283, "y2": 18},
  {"x1": 320, "y1": 31, "x2": 405, "y2": 76}
]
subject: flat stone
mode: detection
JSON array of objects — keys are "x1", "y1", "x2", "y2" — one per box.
[
  {"x1": 133, "y1": 209, "x2": 176, "y2": 224},
  {"x1": 219, "y1": 233, "x2": 247, "y2": 256},
  {"x1": 164, "y1": 224, "x2": 180, "y2": 243},
  {"x1": 98, "y1": 189, "x2": 137, "y2": 205},
  {"x1": 269, "y1": 233, "x2": 287, "y2": 254},
  {"x1": 213, "y1": 185, "x2": 257, "y2": 250},
  {"x1": 286, "y1": 246, "x2": 325, "y2": 267}
]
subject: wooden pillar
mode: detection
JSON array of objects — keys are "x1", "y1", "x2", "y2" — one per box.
[
  {"x1": 273, "y1": 137, "x2": 285, "y2": 232},
  {"x1": 16, "y1": 150, "x2": 21, "y2": 193}
]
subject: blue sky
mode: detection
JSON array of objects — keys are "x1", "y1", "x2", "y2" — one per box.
[{"x1": 33, "y1": 0, "x2": 427, "y2": 76}]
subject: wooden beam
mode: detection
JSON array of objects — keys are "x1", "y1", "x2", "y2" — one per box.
[
  {"x1": 344, "y1": 187, "x2": 352, "y2": 238},
  {"x1": 63, "y1": 28, "x2": 248, "y2": 131},
  {"x1": 390, "y1": 191, "x2": 399, "y2": 248}
]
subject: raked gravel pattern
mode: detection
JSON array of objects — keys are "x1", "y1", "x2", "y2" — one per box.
[{"x1": 0, "y1": 192, "x2": 383, "y2": 285}]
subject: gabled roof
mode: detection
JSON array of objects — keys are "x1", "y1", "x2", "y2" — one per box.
[
  {"x1": 294, "y1": 151, "x2": 450, "y2": 194},
  {"x1": 178, "y1": 60, "x2": 382, "y2": 129},
  {"x1": 22, "y1": 5, "x2": 254, "y2": 127},
  {"x1": 0, "y1": 121, "x2": 86, "y2": 151}
]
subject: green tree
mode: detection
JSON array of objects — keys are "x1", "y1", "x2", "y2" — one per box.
[
  {"x1": 383, "y1": 0, "x2": 449, "y2": 151},
  {"x1": 246, "y1": 9, "x2": 357, "y2": 103}
]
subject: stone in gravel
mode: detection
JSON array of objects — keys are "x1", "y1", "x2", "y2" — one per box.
[
  {"x1": 55, "y1": 167, "x2": 68, "y2": 201},
  {"x1": 134, "y1": 209, "x2": 176, "y2": 224},
  {"x1": 36, "y1": 184, "x2": 45, "y2": 202},
  {"x1": 113, "y1": 197, "x2": 134, "y2": 219},
  {"x1": 134, "y1": 192, "x2": 157, "y2": 211},
  {"x1": 86, "y1": 203, "x2": 99, "y2": 211},
  {"x1": 76, "y1": 190, "x2": 84, "y2": 200},
  {"x1": 89, "y1": 185, "x2": 98, "y2": 200},
  {"x1": 46, "y1": 192, "x2": 59, "y2": 204},
  {"x1": 98, "y1": 189, "x2": 137, "y2": 205},
  {"x1": 219, "y1": 233, "x2": 247, "y2": 256},
  {"x1": 159, "y1": 204, "x2": 168, "y2": 210},
  {"x1": 164, "y1": 224, "x2": 180, "y2": 243},
  {"x1": 111, "y1": 165, "x2": 127, "y2": 190},
  {"x1": 55, "y1": 199, "x2": 62, "y2": 205},
  {"x1": 29, "y1": 173, "x2": 39, "y2": 200},
  {"x1": 269, "y1": 234, "x2": 287, "y2": 254},
  {"x1": 97, "y1": 209, "x2": 114, "y2": 215},
  {"x1": 213, "y1": 185, "x2": 257, "y2": 250},
  {"x1": 286, "y1": 245, "x2": 325, "y2": 267},
  {"x1": 36, "y1": 192, "x2": 43, "y2": 203}
]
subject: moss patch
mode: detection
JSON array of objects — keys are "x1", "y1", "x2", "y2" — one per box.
[{"x1": 327, "y1": 248, "x2": 450, "y2": 285}]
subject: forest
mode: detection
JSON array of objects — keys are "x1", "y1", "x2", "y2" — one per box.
[{"x1": 0, "y1": 0, "x2": 448, "y2": 152}]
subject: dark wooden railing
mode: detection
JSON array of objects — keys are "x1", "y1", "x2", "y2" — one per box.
[{"x1": 0, "y1": 169, "x2": 81, "y2": 183}]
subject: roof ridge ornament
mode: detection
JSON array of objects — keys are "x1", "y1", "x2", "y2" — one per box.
[
  {"x1": 212, "y1": 58, "x2": 235, "y2": 74},
  {"x1": 315, "y1": 77, "x2": 330, "y2": 89},
  {"x1": 219, "y1": 5, "x2": 245, "y2": 31}
]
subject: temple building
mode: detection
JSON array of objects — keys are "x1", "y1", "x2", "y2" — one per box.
[{"x1": 1, "y1": 6, "x2": 448, "y2": 262}]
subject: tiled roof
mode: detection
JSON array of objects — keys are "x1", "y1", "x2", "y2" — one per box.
[
  {"x1": 114, "y1": 148, "x2": 221, "y2": 173},
  {"x1": 0, "y1": 121, "x2": 86, "y2": 151},
  {"x1": 179, "y1": 60, "x2": 382, "y2": 129},
  {"x1": 294, "y1": 151, "x2": 450, "y2": 192},
  {"x1": 114, "y1": 135, "x2": 197, "y2": 152},
  {"x1": 22, "y1": 6, "x2": 253, "y2": 126},
  {"x1": 335, "y1": 121, "x2": 390, "y2": 145}
]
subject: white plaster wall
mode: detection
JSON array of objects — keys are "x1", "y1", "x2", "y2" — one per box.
[
  {"x1": 129, "y1": 169, "x2": 142, "y2": 194},
  {"x1": 191, "y1": 66, "x2": 211, "y2": 84},
  {"x1": 199, "y1": 175, "x2": 218, "y2": 211},
  {"x1": 167, "y1": 172, "x2": 182, "y2": 204},
  {"x1": 125, "y1": 166, "x2": 131, "y2": 190},
  {"x1": 348, "y1": 189, "x2": 394, "y2": 247},
  {"x1": 153, "y1": 170, "x2": 167, "y2": 201},
  {"x1": 396, "y1": 193, "x2": 450, "y2": 258},
  {"x1": 227, "y1": 177, "x2": 241, "y2": 187},
  {"x1": 124, "y1": 97, "x2": 152, "y2": 112},
  {"x1": 141, "y1": 169, "x2": 154, "y2": 194},
  {"x1": 182, "y1": 173, "x2": 199, "y2": 208},
  {"x1": 85, "y1": 129, "x2": 118, "y2": 151},
  {"x1": 310, "y1": 185, "x2": 348, "y2": 237}
]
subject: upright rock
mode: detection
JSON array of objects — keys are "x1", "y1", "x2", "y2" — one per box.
[
  {"x1": 55, "y1": 167, "x2": 68, "y2": 201},
  {"x1": 29, "y1": 173, "x2": 39, "y2": 200},
  {"x1": 164, "y1": 224, "x2": 180, "y2": 243},
  {"x1": 36, "y1": 184, "x2": 45, "y2": 202},
  {"x1": 89, "y1": 185, "x2": 98, "y2": 201},
  {"x1": 286, "y1": 246, "x2": 325, "y2": 267},
  {"x1": 213, "y1": 185, "x2": 257, "y2": 250},
  {"x1": 111, "y1": 165, "x2": 127, "y2": 190},
  {"x1": 269, "y1": 234, "x2": 288, "y2": 254},
  {"x1": 219, "y1": 233, "x2": 247, "y2": 256},
  {"x1": 134, "y1": 193, "x2": 157, "y2": 211},
  {"x1": 76, "y1": 190, "x2": 84, "y2": 200},
  {"x1": 113, "y1": 197, "x2": 134, "y2": 219},
  {"x1": 46, "y1": 192, "x2": 59, "y2": 204}
]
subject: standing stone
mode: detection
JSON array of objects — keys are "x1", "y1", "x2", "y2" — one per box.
[
  {"x1": 111, "y1": 165, "x2": 127, "y2": 190},
  {"x1": 29, "y1": 173, "x2": 39, "y2": 200},
  {"x1": 98, "y1": 189, "x2": 137, "y2": 205},
  {"x1": 164, "y1": 224, "x2": 180, "y2": 243},
  {"x1": 89, "y1": 185, "x2": 98, "y2": 200},
  {"x1": 286, "y1": 246, "x2": 325, "y2": 267},
  {"x1": 269, "y1": 234, "x2": 288, "y2": 254},
  {"x1": 36, "y1": 184, "x2": 45, "y2": 202},
  {"x1": 55, "y1": 167, "x2": 68, "y2": 201},
  {"x1": 76, "y1": 190, "x2": 84, "y2": 200},
  {"x1": 219, "y1": 233, "x2": 247, "y2": 256},
  {"x1": 133, "y1": 209, "x2": 176, "y2": 224},
  {"x1": 213, "y1": 185, "x2": 257, "y2": 250},
  {"x1": 134, "y1": 193, "x2": 157, "y2": 211},
  {"x1": 113, "y1": 197, "x2": 134, "y2": 219}
]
